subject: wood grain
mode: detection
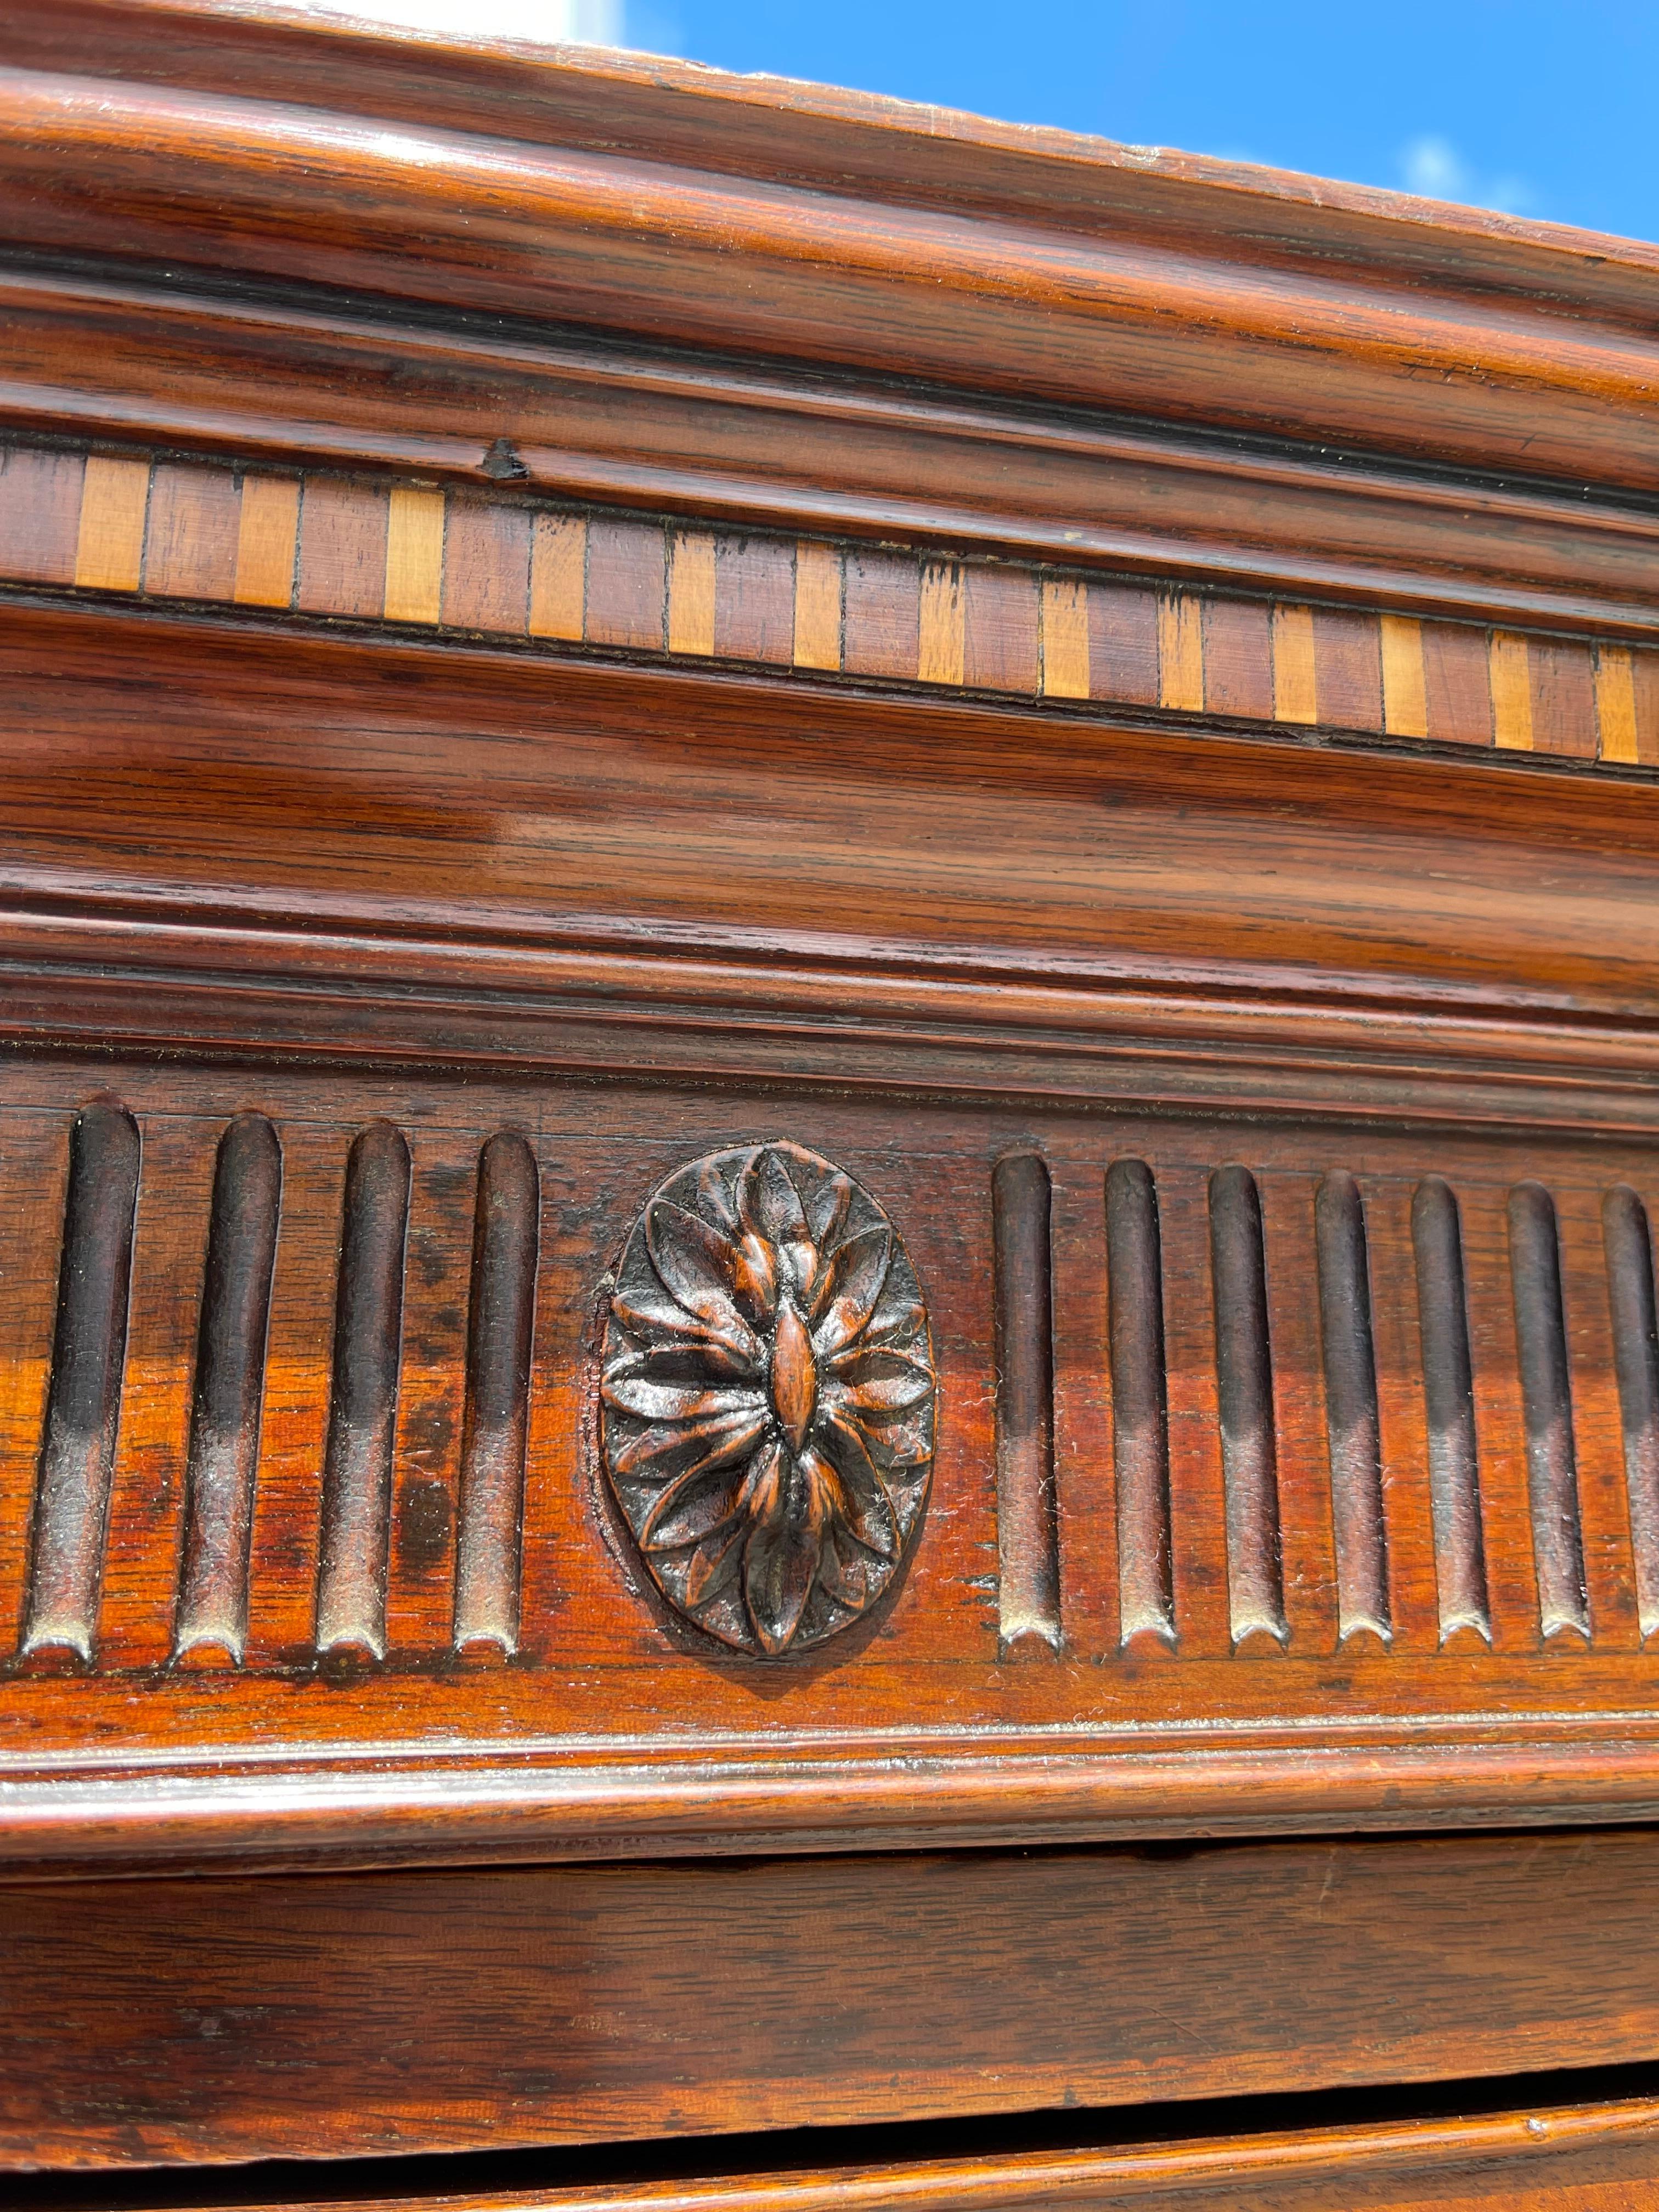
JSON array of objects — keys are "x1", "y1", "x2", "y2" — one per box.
[
  {"x1": 667, "y1": 528, "x2": 715, "y2": 656},
  {"x1": 0, "y1": 445, "x2": 83, "y2": 586},
  {"x1": 1158, "y1": 591, "x2": 1204, "y2": 713},
  {"x1": 71, "y1": 453, "x2": 145, "y2": 592},
  {"x1": 1088, "y1": 580, "x2": 1159, "y2": 706},
  {"x1": 1528, "y1": 636, "x2": 1599, "y2": 761},
  {"x1": 586, "y1": 515, "x2": 665, "y2": 651},
  {"x1": 963, "y1": 562, "x2": 1038, "y2": 693},
  {"x1": 443, "y1": 494, "x2": 530, "y2": 634},
  {"x1": 1203, "y1": 596, "x2": 1274, "y2": 721},
  {"x1": 15, "y1": 2098, "x2": 1659, "y2": 2210},
  {"x1": 13, "y1": 1832, "x2": 1659, "y2": 2165},
  {"x1": 1492, "y1": 633, "x2": 1534, "y2": 751},
  {"x1": 1312, "y1": 607, "x2": 1384, "y2": 733},
  {"x1": 1380, "y1": 613, "x2": 1429, "y2": 739},
  {"x1": 296, "y1": 476, "x2": 387, "y2": 619},
  {"x1": 1272, "y1": 603, "x2": 1318, "y2": 724},
  {"x1": 9, "y1": 0, "x2": 1659, "y2": 529},
  {"x1": 918, "y1": 558, "x2": 965, "y2": 686},
  {"x1": 1041, "y1": 579, "x2": 1090, "y2": 698},
  {"x1": 232, "y1": 472, "x2": 299, "y2": 610},
  {"x1": 143, "y1": 460, "x2": 240, "y2": 601},
  {"x1": 844, "y1": 548, "x2": 921, "y2": 679},
  {"x1": 1423, "y1": 620, "x2": 1495, "y2": 747},
  {"x1": 383, "y1": 483, "x2": 445, "y2": 625},
  {"x1": 530, "y1": 511, "x2": 587, "y2": 640},
  {"x1": 792, "y1": 539, "x2": 842, "y2": 670},
  {"x1": 715, "y1": 532, "x2": 794, "y2": 664}
]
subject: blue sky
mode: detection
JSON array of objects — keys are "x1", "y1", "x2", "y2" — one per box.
[
  {"x1": 627, "y1": 1, "x2": 1655, "y2": 244},
  {"x1": 305, "y1": 0, "x2": 1658, "y2": 245}
]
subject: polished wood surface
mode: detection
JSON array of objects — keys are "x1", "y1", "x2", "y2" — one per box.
[
  {"x1": 0, "y1": 591, "x2": 1657, "y2": 1865},
  {"x1": 22, "y1": 2100, "x2": 1659, "y2": 2211},
  {"x1": 6, "y1": 4, "x2": 1659, "y2": 2189},
  {"x1": 12, "y1": 1835, "x2": 1659, "y2": 2164}
]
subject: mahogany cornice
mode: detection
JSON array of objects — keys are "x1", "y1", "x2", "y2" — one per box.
[
  {"x1": 4, "y1": 267, "x2": 1659, "y2": 639},
  {"x1": 3, "y1": 7, "x2": 1659, "y2": 634}
]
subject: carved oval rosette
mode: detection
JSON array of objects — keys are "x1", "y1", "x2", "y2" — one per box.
[{"x1": 600, "y1": 1141, "x2": 936, "y2": 1656}]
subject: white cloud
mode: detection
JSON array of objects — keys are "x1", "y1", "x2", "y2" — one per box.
[
  {"x1": 285, "y1": 0, "x2": 629, "y2": 46},
  {"x1": 1400, "y1": 134, "x2": 1533, "y2": 217}
]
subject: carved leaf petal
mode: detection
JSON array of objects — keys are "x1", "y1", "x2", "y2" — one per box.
[
  {"x1": 640, "y1": 1444, "x2": 761, "y2": 1552},
  {"x1": 697, "y1": 1149, "x2": 755, "y2": 1238},
  {"x1": 612, "y1": 1402, "x2": 769, "y2": 1485},
  {"x1": 740, "y1": 1147, "x2": 809, "y2": 1244},
  {"x1": 743, "y1": 1498, "x2": 821, "y2": 1655},
  {"x1": 810, "y1": 1226, "x2": 893, "y2": 1355},
  {"x1": 826, "y1": 1343, "x2": 933, "y2": 1390},
  {"x1": 740, "y1": 1149, "x2": 816, "y2": 1304},
  {"x1": 821, "y1": 1361, "x2": 933, "y2": 1424},
  {"x1": 602, "y1": 1371, "x2": 766, "y2": 1425},
  {"x1": 683, "y1": 1517, "x2": 748, "y2": 1608},
  {"x1": 612, "y1": 1282, "x2": 761, "y2": 1370},
  {"x1": 855, "y1": 1297, "x2": 928, "y2": 1352},
  {"x1": 817, "y1": 1531, "x2": 871, "y2": 1613},
  {"x1": 805, "y1": 1169, "x2": 854, "y2": 1261},
  {"x1": 872, "y1": 1410, "x2": 935, "y2": 1470},
  {"x1": 645, "y1": 1202, "x2": 751, "y2": 1339},
  {"x1": 810, "y1": 1421, "x2": 898, "y2": 1560},
  {"x1": 610, "y1": 1336, "x2": 760, "y2": 1387}
]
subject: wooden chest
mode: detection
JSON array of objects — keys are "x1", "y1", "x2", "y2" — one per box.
[{"x1": 5, "y1": 5, "x2": 1659, "y2": 2205}]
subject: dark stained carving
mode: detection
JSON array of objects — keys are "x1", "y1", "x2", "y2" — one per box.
[
  {"x1": 1412, "y1": 1176, "x2": 1491, "y2": 1645},
  {"x1": 600, "y1": 1141, "x2": 935, "y2": 1656},
  {"x1": 992, "y1": 1153, "x2": 1062, "y2": 1653},
  {"x1": 174, "y1": 1114, "x2": 282, "y2": 1664},
  {"x1": 1604, "y1": 1184, "x2": 1659, "y2": 1641},
  {"x1": 454, "y1": 1131, "x2": 540, "y2": 1654},
  {"x1": 20, "y1": 1101, "x2": 141, "y2": 1662},
  {"x1": 1509, "y1": 1182, "x2": 1590, "y2": 1641},
  {"x1": 1316, "y1": 1171, "x2": 1391, "y2": 1646},
  {"x1": 315, "y1": 1121, "x2": 411, "y2": 1660},
  {"x1": 1209, "y1": 1164, "x2": 1287, "y2": 1649},
  {"x1": 1105, "y1": 1159, "x2": 1173, "y2": 1648}
]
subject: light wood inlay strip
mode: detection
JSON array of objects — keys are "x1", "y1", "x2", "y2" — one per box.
[
  {"x1": 918, "y1": 559, "x2": 965, "y2": 685},
  {"x1": 1271, "y1": 603, "x2": 1318, "y2": 724},
  {"x1": 1157, "y1": 590, "x2": 1204, "y2": 712},
  {"x1": 1596, "y1": 644, "x2": 1640, "y2": 765},
  {"x1": 74, "y1": 455, "x2": 150, "y2": 593},
  {"x1": 792, "y1": 539, "x2": 842, "y2": 669},
  {"x1": 1491, "y1": 631, "x2": 1534, "y2": 749},
  {"x1": 667, "y1": 529, "x2": 716, "y2": 656},
  {"x1": 233, "y1": 475, "x2": 300, "y2": 609},
  {"x1": 1380, "y1": 613, "x2": 1429, "y2": 738},
  {"x1": 528, "y1": 512, "x2": 586, "y2": 640},
  {"x1": 1040, "y1": 579, "x2": 1088, "y2": 698},
  {"x1": 383, "y1": 485, "x2": 445, "y2": 625}
]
